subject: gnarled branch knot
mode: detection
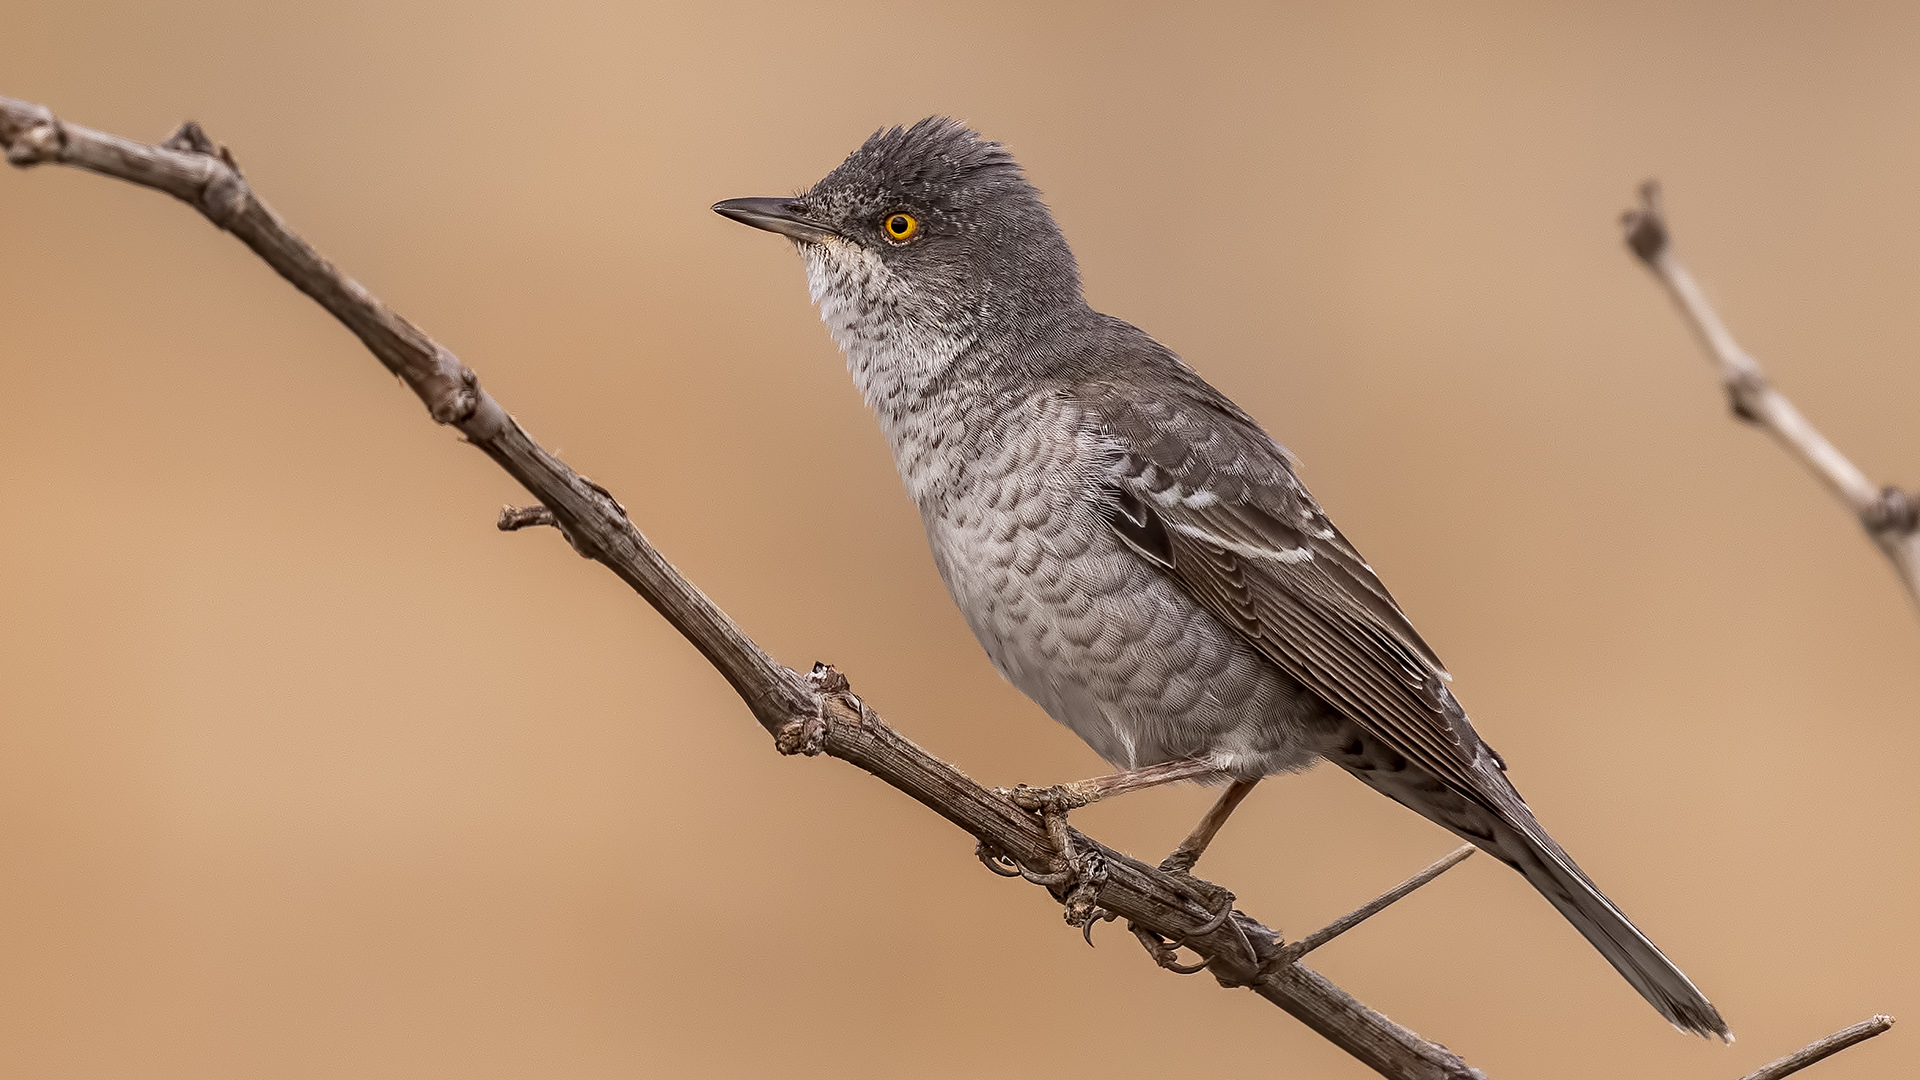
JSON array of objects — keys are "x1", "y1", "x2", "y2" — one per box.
[
  {"x1": 426, "y1": 358, "x2": 481, "y2": 426},
  {"x1": 159, "y1": 121, "x2": 250, "y2": 229},
  {"x1": 779, "y1": 663, "x2": 860, "y2": 756},
  {"x1": 1724, "y1": 366, "x2": 1770, "y2": 424},
  {"x1": 2, "y1": 104, "x2": 64, "y2": 167},
  {"x1": 1620, "y1": 179, "x2": 1669, "y2": 265},
  {"x1": 1863, "y1": 486, "x2": 1918, "y2": 538}
]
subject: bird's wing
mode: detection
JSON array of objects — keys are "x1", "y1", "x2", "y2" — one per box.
[
  {"x1": 1083, "y1": 345, "x2": 1499, "y2": 806},
  {"x1": 1079, "y1": 330, "x2": 1733, "y2": 1040}
]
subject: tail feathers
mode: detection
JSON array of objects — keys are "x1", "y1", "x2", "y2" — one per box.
[
  {"x1": 1333, "y1": 748, "x2": 1730, "y2": 1040},
  {"x1": 1487, "y1": 808, "x2": 1731, "y2": 1041}
]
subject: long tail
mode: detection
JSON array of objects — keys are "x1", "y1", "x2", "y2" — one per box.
[
  {"x1": 1476, "y1": 793, "x2": 1729, "y2": 1040},
  {"x1": 1330, "y1": 733, "x2": 1730, "y2": 1040}
]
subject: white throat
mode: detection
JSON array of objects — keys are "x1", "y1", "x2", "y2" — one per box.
[
  {"x1": 803, "y1": 242, "x2": 980, "y2": 500},
  {"x1": 803, "y1": 241, "x2": 974, "y2": 406}
]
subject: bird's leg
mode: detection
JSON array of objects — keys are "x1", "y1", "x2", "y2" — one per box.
[
  {"x1": 1003, "y1": 756, "x2": 1224, "y2": 817},
  {"x1": 1159, "y1": 778, "x2": 1260, "y2": 874},
  {"x1": 1117, "y1": 778, "x2": 1262, "y2": 967},
  {"x1": 999, "y1": 758, "x2": 1224, "y2": 928}
]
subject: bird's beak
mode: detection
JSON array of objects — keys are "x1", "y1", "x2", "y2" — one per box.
[{"x1": 711, "y1": 197, "x2": 839, "y2": 243}]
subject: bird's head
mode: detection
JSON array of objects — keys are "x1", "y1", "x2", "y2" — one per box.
[{"x1": 714, "y1": 118, "x2": 1082, "y2": 351}]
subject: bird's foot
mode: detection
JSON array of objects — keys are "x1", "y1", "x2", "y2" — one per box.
[
  {"x1": 1124, "y1": 872, "x2": 1264, "y2": 980},
  {"x1": 1058, "y1": 847, "x2": 1110, "y2": 929},
  {"x1": 1002, "y1": 782, "x2": 1091, "y2": 817},
  {"x1": 974, "y1": 838, "x2": 1024, "y2": 877},
  {"x1": 993, "y1": 784, "x2": 1108, "y2": 929},
  {"x1": 1129, "y1": 923, "x2": 1218, "y2": 975},
  {"x1": 1157, "y1": 849, "x2": 1200, "y2": 874},
  {"x1": 997, "y1": 784, "x2": 1088, "y2": 876}
]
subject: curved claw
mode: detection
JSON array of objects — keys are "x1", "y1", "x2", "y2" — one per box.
[
  {"x1": 974, "y1": 836, "x2": 1080, "y2": 892},
  {"x1": 1167, "y1": 888, "x2": 1235, "y2": 946},
  {"x1": 1019, "y1": 864, "x2": 1072, "y2": 888},
  {"x1": 1128, "y1": 922, "x2": 1216, "y2": 975},
  {"x1": 1222, "y1": 906, "x2": 1258, "y2": 972},
  {"x1": 1155, "y1": 889, "x2": 1260, "y2": 974},
  {"x1": 974, "y1": 840, "x2": 1024, "y2": 878},
  {"x1": 1081, "y1": 906, "x2": 1117, "y2": 946},
  {"x1": 1162, "y1": 952, "x2": 1216, "y2": 976}
]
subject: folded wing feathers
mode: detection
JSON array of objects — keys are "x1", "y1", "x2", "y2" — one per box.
[{"x1": 1099, "y1": 385, "x2": 1496, "y2": 812}]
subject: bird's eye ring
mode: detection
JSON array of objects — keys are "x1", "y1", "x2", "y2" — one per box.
[{"x1": 882, "y1": 212, "x2": 919, "y2": 243}]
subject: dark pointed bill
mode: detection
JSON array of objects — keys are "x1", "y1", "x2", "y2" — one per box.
[{"x1": 711, "y1": 197, "x2": 839, "y2": 243}]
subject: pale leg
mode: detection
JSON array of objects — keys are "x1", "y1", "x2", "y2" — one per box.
[{"x1": 1159, "y1": 778, "x2": 1260, "y2": 873}]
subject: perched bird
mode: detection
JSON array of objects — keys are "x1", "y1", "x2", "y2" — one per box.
[{"x1": 714, "y1": 117, "x2": 1727, "y2": 1039}]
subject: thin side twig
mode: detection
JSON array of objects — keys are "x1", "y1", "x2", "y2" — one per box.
[
  {"x1": 1737, "y1": 1016, "x2": 1894, "y2": 1080},
  {"x1": 1276, "y1": 844, "x2": 1476, "y2": 964},
  {"x1": 0, "y1": 94, "x2": 1486, "y2": 1080},
  {"x1": 1622, "y1": 181, "x2": 1920, "y2": 613},
  {"x1": 497, "y1": 504, "x2": 557, "y2": 531}
]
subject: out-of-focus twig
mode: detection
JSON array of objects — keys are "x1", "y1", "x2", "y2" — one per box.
[
  {"x1": 1622, "y1": 181, "x2": 1920, "y2": 613},
  {"x1": 1737, "y1": 1016, "x2": 1894, "y2": 1080}
]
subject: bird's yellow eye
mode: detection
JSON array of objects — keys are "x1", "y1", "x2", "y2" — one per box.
[{"x1": 882, "y1": 212, "x2": 919, "y2": 242}]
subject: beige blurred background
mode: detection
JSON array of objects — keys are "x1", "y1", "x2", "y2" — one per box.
[{"x1": 3, "y1": 1, "x2": 1918, "y2": 1077}]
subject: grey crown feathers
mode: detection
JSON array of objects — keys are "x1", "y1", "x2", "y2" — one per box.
[{"x1": 714, "y1": 117, "x2": 1729, "y2": 1040}]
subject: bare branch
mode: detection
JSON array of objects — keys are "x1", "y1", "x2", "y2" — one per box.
[
  {"x1": 1, "y1": 94, "x2": 1488, "y2": 1080},
  {"x1": 1738, "y1": 1016, "x2": 1894, "y2": 1080},
  {"x1": 1276, "y1": 845, "x2": 1477, "y2": 964},
  {"x1": 1622, "y1": 181, "x2": 1920, "y2": 612}
]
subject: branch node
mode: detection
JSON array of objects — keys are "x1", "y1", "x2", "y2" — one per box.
[
  {"x1": 496, "y1": 501, "x2": 594, "y2": 558},
  {"x1": 2, "y1": 104, "x2": 64, "y2": 167},
  {"x1": 1725, "y1": 366, "x2": 1769, "y2": 425},
  {"x1": 198, "y1": 167, "x2": 250, "y2": 229},
  {"x1": 156, "y1": 120, "x2": 251, "y2": 228},
  {"x1": 497, "y1": 504, "x2": 556, "y2": 531},
  {"x1": 778, "y1": 662, "x2": 858, "y2": 756},
  {"x1": 426, "y1": 356, "x2": 482, "y2": 426},
  {"x1": 577, "y1": 473, "x2": 628, "y2": 519},
  {"x1": 804, "y1": 661, "x2": 850, "y2": 697},
  {"x1": 773, "y1": 712, "x2": 829, "y2": 756},
  {"x1": 1863, "y1": 487, "x2": 1918, "y2": 539},
  {"x1": 1621, "y1": 179, "x2": 1669, "y2": 264},
  {"x1": 160, "y1": 120, "x2": 218, "y2": 157},
  {"x1": 496, "y1": 474, "x2": 627, "y2": 558}
]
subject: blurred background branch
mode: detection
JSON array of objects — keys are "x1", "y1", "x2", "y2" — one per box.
[{"x1": 1623, "y1": 182, "x2": 1920, "y2": 613}]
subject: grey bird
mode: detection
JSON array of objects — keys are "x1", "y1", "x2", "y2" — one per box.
[{"x1": 714, "y1": 117, "x2": 1728, "y2": 1040}]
